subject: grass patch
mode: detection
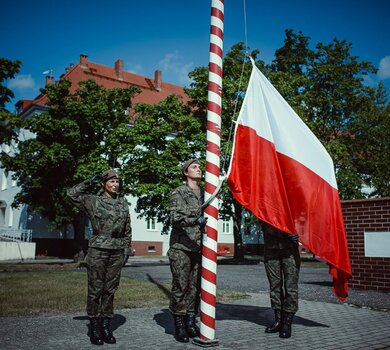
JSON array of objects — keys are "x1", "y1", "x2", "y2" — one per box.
[
  {"x1": 0, "y1": 271, "x2": 248, "y2": 317},
  {"x1": 0, "y1": 263, "x2": 81, "y2": 272}
]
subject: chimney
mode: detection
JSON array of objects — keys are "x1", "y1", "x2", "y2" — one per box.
[
  {"x1": 80, "y1": 54, "x2": 88, "y2": 68},
  {"x1": 45, "y1": 75, "x2": 53, "y2": 86},
  {"x1": 154, "y1": 70, "x2": 162, "y2": 92},
  {"x1": 115, "y1": 59, "x2": 124, "y2": 80}
]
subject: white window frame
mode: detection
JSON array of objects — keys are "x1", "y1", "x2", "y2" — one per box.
[
  {"x1": 1, "y1": 171, "x2": 8, "y2": 190},
  {"x1": 147, "y1": 217, "x2": 157, "y2": 231},
  {"x1": 8, "y1": 207, "x2": 13, "y2": 227},
  {"x1": 222, "y1": 221, "x2": 231, "y2": 234}
]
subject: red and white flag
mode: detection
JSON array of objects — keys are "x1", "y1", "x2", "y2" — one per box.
[{"x1": 227, "y1": 59, "x2": 352, "y2": 301}]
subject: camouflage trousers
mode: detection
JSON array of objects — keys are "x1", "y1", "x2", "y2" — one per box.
[
  {"x1": 85, "y1": 247, "x2": 125, "y2": 318},
  {"x1": 264, "y1": 248, "x2": 301, "y2": 313},
  {"x1": 168, "y1": 248, "x2": 201, "y2": 315}
]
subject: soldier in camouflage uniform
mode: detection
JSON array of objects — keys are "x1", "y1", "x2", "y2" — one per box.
[
  {"x1": 261, "y1": 221, "x2": 300, "y2": 339},
  {"x1": 67, "y1": 169, "x2": 131, "y2": 345},
  {"x1": 168, "y1": 159, "x2": 207, "y2": 343}
]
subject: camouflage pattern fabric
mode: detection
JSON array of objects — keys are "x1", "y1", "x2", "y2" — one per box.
[
  {"x1": 168, "y1": 184, "x2": 204, "y2": 252},
  {"x1": 67, "y1": 181, "x2": 131, "y2": 249},
  {"x1": 67, "y1": 180, "x2": 131, "y2": 318},
  {"x1": 262, "y1": 223, "x2": 301, "y2": 313},
  {"x1": 168, "y1": 184, "x2": 203, "y2": 315},
  {"x1": 85, "y1": 247, "x2": 125, "y2": 318},
  {"x1": 168, "y1": 248, "x2": 201, "y2": 315}
]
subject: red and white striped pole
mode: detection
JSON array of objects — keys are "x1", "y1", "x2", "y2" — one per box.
[{"x1": 194, "y1": 0, "x2": 224, "y2": 346}]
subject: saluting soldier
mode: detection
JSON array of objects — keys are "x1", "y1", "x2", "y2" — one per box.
[
  {"x1": 67, "y1": 169, "x2": 131, "y2": 345},
  {"x1": 261, "y1": 221, "x2": 300, "y2": 339},
  {"x1": 168, "y1": 159, "x2": 207, "y2": 343}
]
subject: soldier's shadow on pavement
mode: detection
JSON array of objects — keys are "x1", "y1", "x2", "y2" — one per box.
[
  {"x1": 303, "y1": 281, "x2": 333, "y2": 287},
  {"x1": 153, "y1": 304, "x2": 328, "y2": 335},
  {"x1": 215, "y1": 303, "x2": 329, "y2": 328},
  {"x1": 153, "y1": 309, "x2": 175, "y2": 335},
  {"x1": 73, "y1": 314, "x2": 127, "y2": 336}
]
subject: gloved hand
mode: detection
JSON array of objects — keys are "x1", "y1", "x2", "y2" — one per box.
[
  {"x1": 193, "y1": 216, "x2": 208, "y2": 227},
  {"x1": 84, "y1": 172, "x2": 104, "y2": 186},
  {"x1": 126, "y1": 247, "x2": 135, "y2": 257},
  {"x1": 288, "y1": 234, "x2": 299, "y2": 243}
]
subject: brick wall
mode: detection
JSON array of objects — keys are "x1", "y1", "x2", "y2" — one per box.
[
  {"x1": 131, "y1": 241, "x2": 163, "y2": 256},
  {"x1": 342, "y1": 197, "x2": 390, "y2": 292}
]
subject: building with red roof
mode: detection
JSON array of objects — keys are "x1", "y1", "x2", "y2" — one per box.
[{"x1": 15, "y1": 54, "x2": 190, "y2": 118}]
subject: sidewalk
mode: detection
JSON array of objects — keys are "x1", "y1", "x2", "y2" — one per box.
[{"x1": 1, "y1": 292, "x2": 389, "y2": 350}]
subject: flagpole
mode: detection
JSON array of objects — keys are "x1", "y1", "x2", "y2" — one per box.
[{"x1": 193, "y1": 0, "x2": 224, "y2": 347}]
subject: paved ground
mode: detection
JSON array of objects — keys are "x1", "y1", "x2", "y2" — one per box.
[
  {"x1": 121, "y1": 257, "x2": 390, "y2": 311},
  {"x1": 1, "y1": 257, "x2": 390, "y2": 349}
]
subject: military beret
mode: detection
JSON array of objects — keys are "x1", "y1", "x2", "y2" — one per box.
[
  {"x1": 181, "y1": 159, "x2": 200, "y2": 175},
  {"x1": 102, "y1": 169, "x2": 118, "y2": 182}
]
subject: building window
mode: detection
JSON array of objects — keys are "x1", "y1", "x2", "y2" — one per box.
[
  {"x1": 1, "y1": 171, "x2": 8, "y2": 190},
  {"x1": 148, "y1": 245, "x2": 156, "y2": 252},
  {"x1": 0, "y1": 208, "x2": 5, "y2": 226},
  {"x1": 223, "y1": 221, "x2": 230, "y2": 234},
  {"x1": 147, "y1": 218, "x2": 157, "y2": 231},
  {"x1": 8, "y1": 207, "x2": 13, "y2": 227}
]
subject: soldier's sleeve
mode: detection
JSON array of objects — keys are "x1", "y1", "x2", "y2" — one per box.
[
  {"x1": 66, "y1": 181, "x2": 92, "y2": 211},
  {"x1": 169, "y1": 188, "x2": 198, "y2": 228},
  {"x1": 123, "y1": 207, "x2": 132, "y2": 247}
]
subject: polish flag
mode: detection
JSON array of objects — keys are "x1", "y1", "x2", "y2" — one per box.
[{"x1": 227, "y1": 59, "x2": 352, "y2": 301}]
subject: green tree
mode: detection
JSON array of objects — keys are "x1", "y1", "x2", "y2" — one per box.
[
  {"x1": 114, "y1": 94, "x2": 205, "y2": 233},
  {"x1": 349, "y1": 82, "x2": 390, "y2": 197},
  {"x1": 269, "y1": 29, "x2": 387, "y2": 199},
  {"x1": 0, "y1": 57, "x2": 21, "y2": 143},
  {"x1": 0, "y1": 79, "x2": 139, "y2": 260}
]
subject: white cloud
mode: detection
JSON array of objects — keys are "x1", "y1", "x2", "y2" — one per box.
[
  {"x1": 378, "y1": 56, "x2": 390, "y2": 80},
  {"x1": 7, "y1": 74, "x2": 36, "y2": 90},
  {"x1": 127, "y1": 63, "x2": 143, "y2": 74},
  {"x1": 158, "y1": 51, "x2": 193, "y2": 85}
]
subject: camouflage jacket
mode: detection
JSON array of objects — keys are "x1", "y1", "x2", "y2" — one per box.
[
  {"x1": 261, "y1": 222, "x2": 297, "y2": 251},
  {"x1": 169, "y1": 184, "x2": 204, "y2": 253},
  {"x1": 67, "y1": 182, "x2": 131, "y2": 250}
]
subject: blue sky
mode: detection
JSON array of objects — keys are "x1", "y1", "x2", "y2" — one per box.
[{"x1": 2, "y1": 0, "x2": 389, "y2": 111}]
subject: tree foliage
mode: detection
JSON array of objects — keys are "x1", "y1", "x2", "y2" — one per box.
[
  {"x1": 268, "y1": 29, "x2": 389, "y2": 199},
  {"x1": 0, "y1": 57, "x2": 21, "y2": 143},
  {"x1": 1, "y1": 79, "x2": 139, "y2": 229},
  {"x1": 113, "y1": 94, "x2": 205, "y2": 233}
]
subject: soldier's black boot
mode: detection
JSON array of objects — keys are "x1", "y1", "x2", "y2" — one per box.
[
  {"x1": 89, "y1": 317, "x2": 104, "y2": 346},
  {"x1": 185, "y1": 312, "x2": 200, "y2": 338},
  {"x1": 101, "y1": 317, "x2": 116, "y2": 344},
  {"x1": 279, "y1": 312, "x2": 294, "y2": 338},
  {"x1": 173, "y1": 315, "x2": 189, "y2": 342},
  {"x1": 265, "y1": 309, "x2": 283, "y2": 333}
]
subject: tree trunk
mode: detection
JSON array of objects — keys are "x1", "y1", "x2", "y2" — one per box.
[
  {"x1": 72, "y1": 215, "x2": 86, "y2": 262},
  {"x1": 233, "y1": 200, "x2": 244, "y2": 260}
]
